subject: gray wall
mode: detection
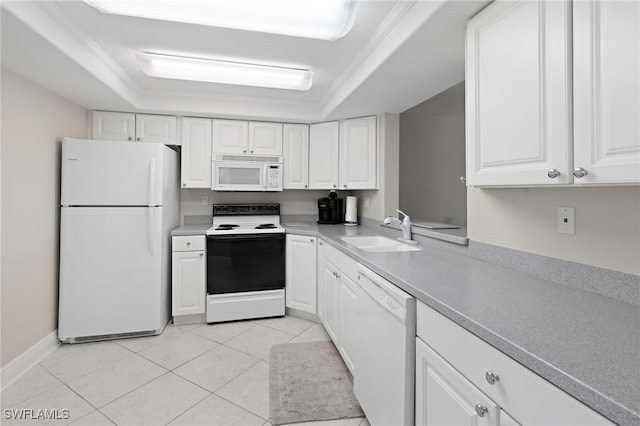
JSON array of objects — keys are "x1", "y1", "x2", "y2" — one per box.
[
  {"x1": 1, "y1": 68, "x2": 88, "y2": 367},
  {"x1": 399, "y1": 82, "x2": 466, "y2": 225}
]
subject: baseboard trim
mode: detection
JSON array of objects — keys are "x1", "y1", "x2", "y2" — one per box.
[
  {"x1": 285, "y1": 307, "x2": 320, "y2": 323},
  {"x1": 1, "y1": 330, "x2": 60, "y2": 390}
]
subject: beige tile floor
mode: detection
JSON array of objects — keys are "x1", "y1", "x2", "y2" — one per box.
[{"x1": 1, "y1": 316, "x2": 370, "y2": 426}]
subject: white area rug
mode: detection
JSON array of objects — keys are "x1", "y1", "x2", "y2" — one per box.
[{"x1": 269, "y1": 341, "x2": 363, "y2": 425}]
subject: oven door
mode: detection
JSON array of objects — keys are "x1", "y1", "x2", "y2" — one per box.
[{"x1": 207, "y1": 233, "x2": 285, "y2": 294}]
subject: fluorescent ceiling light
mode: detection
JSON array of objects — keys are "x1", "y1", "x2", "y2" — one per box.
[
  {"x1": 136, "y1": 52, "x2": 313, "y2": 91},
  {"x1": 84, "y1": 0, "x2": 357, "y2": 41}
]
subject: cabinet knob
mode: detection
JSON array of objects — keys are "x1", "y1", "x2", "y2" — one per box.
[
  {"x1": 128, "y1": 137, "x2": 133, "y2": 141},
  {"x1": 475, "y1": 404, "x2": 488, "y2": 417},
  {"x1": 304, "y1": 184, "x2": 308, "y2": 188},
  {"x1": 485, "y1": 371, "x2": 500, "y2": 385},
  {"x1": 460, "y1": 176, "x2": 466, "y2": 184},
  {"x1": 136, "y1": 137, "x2": 140, "y2": 141},
  {"x1": 182, "y1": 183, "x2": 186, "y2": 187},
  {"x1": 319, "y1": 241, "x2": 323, "y2": 246},
  {"x1": 547, "y1": 169, "x2": 561, "y2": 179},
  {"x1": 251, "y1": 150, "x2": 254, "y2": 153},
  {"x1": 310, "y1": 239, "x2": 314, "y2": 243},
  {"x1": 333, "y1": 184, "x2": 337, "y2": 188},
  {"x1": 243, "y1": 150, "x2": 247, "y2": 153},
  {"x1": 187, "y1": 242, "x2": 191, "y2": 246},
  {"x1": 343, "y1": 184, "x2": 347, "y2": 188},
  {"x1": 573, "y1": 167, "x2": 589, "y2": 178}
]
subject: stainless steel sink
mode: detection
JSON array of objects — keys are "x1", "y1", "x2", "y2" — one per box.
[{"x1": 340, "y1": 236, "x2": 421, "y2": 252}]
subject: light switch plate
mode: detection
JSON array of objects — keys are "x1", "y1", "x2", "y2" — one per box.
[{"x1": 557, "y1": 206, "x2": 575, "y2": 235}]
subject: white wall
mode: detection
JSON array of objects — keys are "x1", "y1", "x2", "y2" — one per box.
[
  {"x1": 179, "y1": 189, "x2": 326, "y2": 223},
  {"x1": 468, "y1": 186, "x2": 640, "y2": 275},
  {"x1": 1, "y1": 68, "x2": 88, "y2": 367}
]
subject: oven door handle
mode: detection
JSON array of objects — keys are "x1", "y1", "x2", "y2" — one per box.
[{"x1": 207, "y1": 233, "x2": 285, "y2": 241}]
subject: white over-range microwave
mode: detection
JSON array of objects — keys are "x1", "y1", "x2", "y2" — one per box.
[{"x1": 211, "y1": 154, "x2": 283, "y2": 191}]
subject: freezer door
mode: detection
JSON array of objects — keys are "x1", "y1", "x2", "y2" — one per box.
[
  {"x1": 58, "y1": 206, "x2": 166, "y2": 340},
  {"x1": 60, "y1": 138, "x2": 165, "y2": 206}
]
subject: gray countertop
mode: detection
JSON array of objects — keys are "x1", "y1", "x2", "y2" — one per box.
[{"x1": 171, "y1": 219, "x2": 639, "y2": 425}]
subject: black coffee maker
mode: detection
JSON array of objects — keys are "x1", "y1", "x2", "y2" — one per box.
[{"x1": 317, "y1": 191, "x2": 344, "y2": 224}]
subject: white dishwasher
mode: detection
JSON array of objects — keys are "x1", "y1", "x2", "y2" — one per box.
[{"x1": 354, "y1": 264, "x2": 416, "y2": 426}]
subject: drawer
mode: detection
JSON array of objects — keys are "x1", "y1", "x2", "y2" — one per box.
[
  {"x1": 319, "y1": 240, "x2": 357, "y2": 281},
  {"x1": 172, "y1": 235, "x2": 205, "y2": 252},
  {"x1": 416, "y1": 302, "x2": 612, "y2": 425}
]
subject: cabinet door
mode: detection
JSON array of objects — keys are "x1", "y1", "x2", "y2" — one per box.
[
  {"x1": 285, "y1": 235, "x2": 317, "y2": 314},
  {"x1": 338, "y1": 274, "x2": 357, "y2": 374},
  {"x1": 466, "y1": 1, "x2": 572, "y2": 186},
  {"x1": 92, "y1": 111, "x2": 135, "y2": 141},
  {"x1": 573, "y1": 0, "x2": 640, "y2": 184},
  {"x1": 416, "y1": 337, "x2": 499, "y2": 426},
  {"x1": 171, "y1": 250, "x2": 206, "y2": 316},
  {"x1": 249, "y1": 122, "x2": 283, "y2": 155},
  {"x1": 320, "y1": 261, "x2": 340, "y2": 343},
  {"x1": 212, "y1": 119, "x2": 249, "y2": 154},
  {"x1": 283, "y1": 124, "x2": 310, "y2": 189},
  {"x1": 181, "y1": 118, "x2": 212, "y2": 188},
  {"x1": 339, "y1": 116, "x2": 377, "y2": 190},
  {"x1": 136, "y1": 114, "x2": 178, "y2": 145},
  {"x1": 309, "y1": 121, "x2": 340, "y2": 190}
]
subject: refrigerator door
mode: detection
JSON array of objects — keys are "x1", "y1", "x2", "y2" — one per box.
[
  {"x1": 61, "y1": 138, "x2": 165, "y2": 206},
  {"x1": 58, "y1": 206, "x2": 166, "y2": 341}
]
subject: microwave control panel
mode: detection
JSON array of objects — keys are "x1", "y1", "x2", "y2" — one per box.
[{"x1": 267, "y1": 165, "x2": 281, "y2": 189}]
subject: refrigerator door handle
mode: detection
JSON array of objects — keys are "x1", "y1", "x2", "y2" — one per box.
[
  {"x1": 148, "y1": 157, "x2": 157, "y2": 206},
  {"x1": 147, "y1": 208, "x2": 155, "y2": 256}
]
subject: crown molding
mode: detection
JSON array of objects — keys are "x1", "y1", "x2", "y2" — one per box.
[{"x1": 3, "y1": 0, "x2": 142, "y2": 107}]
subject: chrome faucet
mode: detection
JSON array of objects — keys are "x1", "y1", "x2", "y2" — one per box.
[{"x1": 384, "y1": 209, "x2": 415, "y2": 243}]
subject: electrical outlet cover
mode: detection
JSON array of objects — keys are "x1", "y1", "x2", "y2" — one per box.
[{"x1": 557, "y1": 206, "x2": 575, "y2": 235}]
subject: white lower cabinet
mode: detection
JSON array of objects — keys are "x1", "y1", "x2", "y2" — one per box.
[
  {"x1": 416, "y1": 337, "x2": 499, "y2": 426},
  {"x1": 317, "y1": 239, "x2": 358, "y2": 374},
  {"x1": 171, "y1": 236, "x2": 206, "y2": 317},
  {"x1": 285, "y1": 235, "x2": 317, "y2": 314},
  {"x1": 416, "y1": 301, "x2": 613, "y2": 426}
]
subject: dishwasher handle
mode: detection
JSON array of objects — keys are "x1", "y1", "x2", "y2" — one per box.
[{"x1": 357, "y1": 271, "x2": 408, "y2": 324}]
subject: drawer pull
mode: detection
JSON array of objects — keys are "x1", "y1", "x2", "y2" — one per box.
[
  {"x1": 485, "y1": 371, "x2": 500, "y2": 385},
  {"x1": 475, "y1": 404, "x2": 488, "y2": 417}
]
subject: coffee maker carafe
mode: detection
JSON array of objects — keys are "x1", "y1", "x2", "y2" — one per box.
[{"x1": 317, "y1": 191, "x2": 344, "y2": 224}]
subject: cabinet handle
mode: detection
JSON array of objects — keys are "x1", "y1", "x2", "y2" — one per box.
[
  {"x1": 128, "y1": 137, "x2": 133, "y2": 141},
  {"x1": 475, "y1": 404, "x2": 488, "y2": 417},
  {"x1": 485, "y1": 371, "x2": 500, "y2": 385},
  {"x1": 573, "y1": 167, "x2": 589, "y2": 178},
  {"x1": 547, "y1": 169, "x2": 561, "y2": 179}
]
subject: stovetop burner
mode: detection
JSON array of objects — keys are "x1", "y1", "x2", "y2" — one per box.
[
  {"x1": 215, "y1": 224, "x2": 239, "y2": 230},
  {"x1": 255, "y1": 224, "x2": 277, "y2": 229}
]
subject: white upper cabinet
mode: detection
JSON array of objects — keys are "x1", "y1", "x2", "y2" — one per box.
[
  {"x1": 249, "y1": 122, "x2": 283, "y2": 155},
  {"x1": 212, "y1": 119, "x2": 249, "y2": 154},
  {"x1": 466, "y1": 0, "x2": 640, "y2": 187},
  {"x1": 573, "y1": 0, "x2": 640, "y2": 184},
  {"x1": 92, "y1": 111, "x2": 179, "y2": 145},
  {"x1": 309, "y1": 121, "x2": 340, "y2": 190},
  {"x1": 92, "y1": 111, "x2": 136, "y2": 142},
  {"x1": 283, "y1": 124, "x2": 310, "y2": 189},
  {"x1": 181, "y1": 117, "x2": 212, "y2": 189},
  {"x1": 339, "y1": 116, "x2": 377, "y2": 189},
  {"x1": 212, "y1": 120, "x2": 283, "y2": 155},
  {"x1": 136, "y1": 114, "x2": 178, "y2": 144},
  {"x1": 466, "y1": 1, "x2": 572, "y2": 186}
]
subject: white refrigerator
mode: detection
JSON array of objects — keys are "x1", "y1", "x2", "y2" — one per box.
[{"x1": 58, "y1": 138, "x2": 179, "y2": 343}]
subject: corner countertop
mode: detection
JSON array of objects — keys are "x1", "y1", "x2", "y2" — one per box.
[{"x1": 171, "y1": 219, "x2": 639, "y2": 425}]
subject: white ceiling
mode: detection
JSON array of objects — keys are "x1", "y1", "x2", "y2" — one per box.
[{"x1": 1, "y1": 0, "x2": 489, "y2": 122}]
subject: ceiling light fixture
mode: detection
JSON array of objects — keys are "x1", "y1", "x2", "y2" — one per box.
[
  {"x1": 136, "y1": 52, "x2": 313, "y2": 91},
  {"x1": 84, "y1": 0, "x2": 357, "y2": 41}
]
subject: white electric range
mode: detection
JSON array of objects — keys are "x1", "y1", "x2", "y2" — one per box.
[{"x1": 205, "y1": 203, "x2": 285, "y2": 323}]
